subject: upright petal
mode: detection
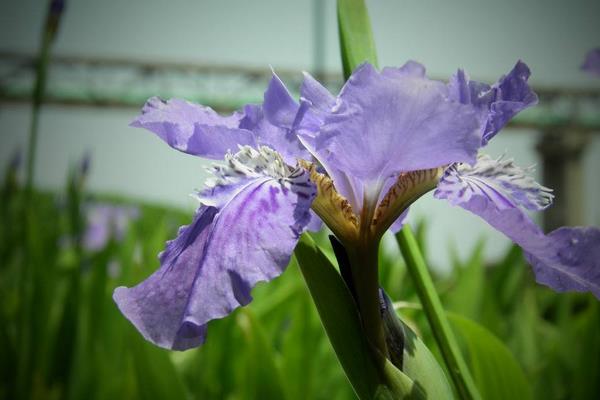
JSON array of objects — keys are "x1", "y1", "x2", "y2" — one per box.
[
  {"x1": 300, "y1": 72, "x2": 336, "y2": 114},
  {"x1": 240, "y1": 103, "x2": 311, "y2": 165},
  {"x1": 114, "y1": 146, "x2": 316, "y2": 350},
  {"x1": 448, "y1": 61, "x2": 538, "y2": 145},
  {"x1": 254, "y1": 74, "x2": 313, "y2": 163},
  {"x1": 381, "y1": 60, "x2": 426, "y2": 79},
  {"x1": 262, "y1": 73, "x2": 299, "y2": 128},
  {"x1": 131, "y1": 97, "x2": 256, "y2": 159},
  {"x1": 313, "y1": 62, "x2": 481, "y2": 198},
  {"x1": 435, "y1": 157, "x2": 600, "y2": 298}
]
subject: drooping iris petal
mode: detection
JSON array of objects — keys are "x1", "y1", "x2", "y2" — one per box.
[
  {"x1": 435, "y1": 157, "x2": 600, "y2": 298},
  {"x1": 114, "y1": 146, "x2": 316, "y2": 350},
  {"x1": 311, "y1": 63, "x2": 481, "y2": 201},
  {"x1": 448, "y1": 61, "x2": 538, "y2": 145},
  {"x1": 582, "y1": 48, "x2": 600, "y2": 77},
  {"x1": 131, "y1": 97, "x2": 256, "y2": 159},
  {"x1": 197, "y1": 145, "x2": 292, "y2": 208},
  {"x1": 435, "y1": 154, "x2": 553, "y2": 211},
  {"x1": 526, "y1": 227, "x2": 600, "y2": 297},
  {"x1": 113, "y1": 206, "x2": 218, "y2": 350}
]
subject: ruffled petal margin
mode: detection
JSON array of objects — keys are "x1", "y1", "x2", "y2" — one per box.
[
  {"x1": 316, "y1": 62, "x2": 481, "y2": 185},
  {"x1": 448, "y1": 61, "x2": 538, "y2": 145},
  {"x1": 113, "y1": 149, "x2": 316, "y2": 350},
  {"x1": 435, "y1": 158, "x2": 600, "y2": 298},
  {"x1": 131, "y1": 97, "x2": 256, "y2": 159}
]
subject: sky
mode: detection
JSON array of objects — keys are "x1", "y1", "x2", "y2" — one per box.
[{"x1": 1, "y1": 0, "x2": 599, "y2": 270}]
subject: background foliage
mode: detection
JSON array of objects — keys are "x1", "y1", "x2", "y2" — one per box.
[{"x1": 1, "y1": 158, "x2": 598, "y2": 400}]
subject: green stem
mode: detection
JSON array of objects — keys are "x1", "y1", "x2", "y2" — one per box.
[
  {"x1": 396, "y1": 226, "x2": 481, "y2": 400},
  {"x1": 346, "y1": 243, "x2": 388, "y2": 360},
  {"x1": 25, "y1": 30, "x2": 53, "y2": 205},
  {"x1": 19, "y1": 6, "x2": 59, "y2": 393}
]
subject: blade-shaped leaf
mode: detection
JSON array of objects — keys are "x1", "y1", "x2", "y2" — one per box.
[
  {"x1": 130, "y1": 336, "x2": 188, "y2": 400},
  {"x1": 295, "y1": 235, "x2": 382, "y2": 398},
  {"x1": 444, "y1": 240, "x2": 486, "y2": 320},
  {"x1": 236, "y1": 308, "x2": 287, "y2": 400},
  {"x1": 380, "y1": 290, "x2": 454, "y2": 399},
  {"x1": 337, "y1": 0, "x2": 378, "y2": 77},
  {"x1": 295, "y1": 235, "x2": 424, "y2": 400},
  {"x1": 448, "y1": 313, "x2": 532, "y2": 400}
]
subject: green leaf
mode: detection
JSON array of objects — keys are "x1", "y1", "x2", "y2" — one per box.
[
  {"x1": 337, "y1": 0, "x2": 378, "y2": 77},
  {"x1": 444, "y1": 240, "x2": 485, "y2": 320},
  {"x1": 295, "y1": 235, "x2": 381, "y2": 398},
  {"x1": 448, "y1": 313, "x2": 532, "y2": 400},
  {"x1": 237, "y1": 308, "x2": 287, "y2": 400},
  {"x1": 396, "y1": 318, "x2": 455, "y2": 399},
  {"x1": 295, "y1": 235, "x2": 425, "y2": 400},
  {"x1": 129, "y1": 337, "x2": 188, "y2": 400},
  {"x1": 396, "y1": 227, "x2": 482, "y2": 400}
]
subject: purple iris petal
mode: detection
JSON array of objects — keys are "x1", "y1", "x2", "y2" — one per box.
[
  {"x1": 435, "y1": 154, "x2": 553, "y2": 211},
  {"x1": 526, "y1": 227, "x2": 600, "y2": 296},
  {"x1": 290, "y1": 74, "x2": 364, "y2": 210},
  {"x1": 381, "y1": 60, "x2": 426, "y2": 78},
  {"x1": 263, "y1": 73, "x2": 299, "y2": 128},
  {"x1": 257, "y1": 74, "x2": 318, "y2": 163},
  {"x1": 452, "y1": 197, "x2": 599, "y2": 298},
  {"x1": 389, "y1": 208, "x2": 409, "y2": 233},
  {"x1": 240, "y1": 103, "x2": 311, "y2": 165},
  {"x1": 581, "y1": 48, "x2": 600, "y2": 77},
  {"x1": 131, "y1": 97, "x2": 256, "y2": 159},
  {"x1": 435, "y1": 157, "x2": 600, "y2": 298},
  {"x1": 306, "y1": 209, "x2": 324, "y2": 232},
  {"x1": 114, "y1": 147, "x2": 316, "y2": 350},
  {"x1": 311, "y1": 62, "x2": 481, "y2": 204},
  {"x1": 267, "y1": 73, "x2": 358, "y2": 209},
  {"x1": 114, "y1": 206, "x2": 217, "y2": 350},
  {"x1": 448, "y1": 61, "x2": 538, "y2": 145},
  {"x1": 299, "y1": 72, "x2": 336, "y2": 115}
]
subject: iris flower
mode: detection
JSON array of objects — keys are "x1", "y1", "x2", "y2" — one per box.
[{"x1": 114, "y1": 61, "x2": 600, "y2": 351}]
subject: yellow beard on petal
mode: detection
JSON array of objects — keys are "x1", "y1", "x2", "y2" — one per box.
[
  {"x1": 299, "y1": 160, "x2": 360, "y2": 243},
  {"x1": 300, "y1": 160, "x2": 444, "y2": 244},
  {"x1": 371, "y1": 167, "x2": 444, "y2": 238}
]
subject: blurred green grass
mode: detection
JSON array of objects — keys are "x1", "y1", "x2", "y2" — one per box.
[{"x1": 1, "y1": 162, "x2": 598, "y2": 400}]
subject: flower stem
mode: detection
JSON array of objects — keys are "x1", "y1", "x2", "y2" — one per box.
[
  {"x1": 25, "y1": 28, "x2": 53, "y2": 206},
  {"x1": 396, "y1": 225, "x2": 481, "y2": 400},
  {"x1": 345, "y1": 243, "x2": 388, "y2": 360}
]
